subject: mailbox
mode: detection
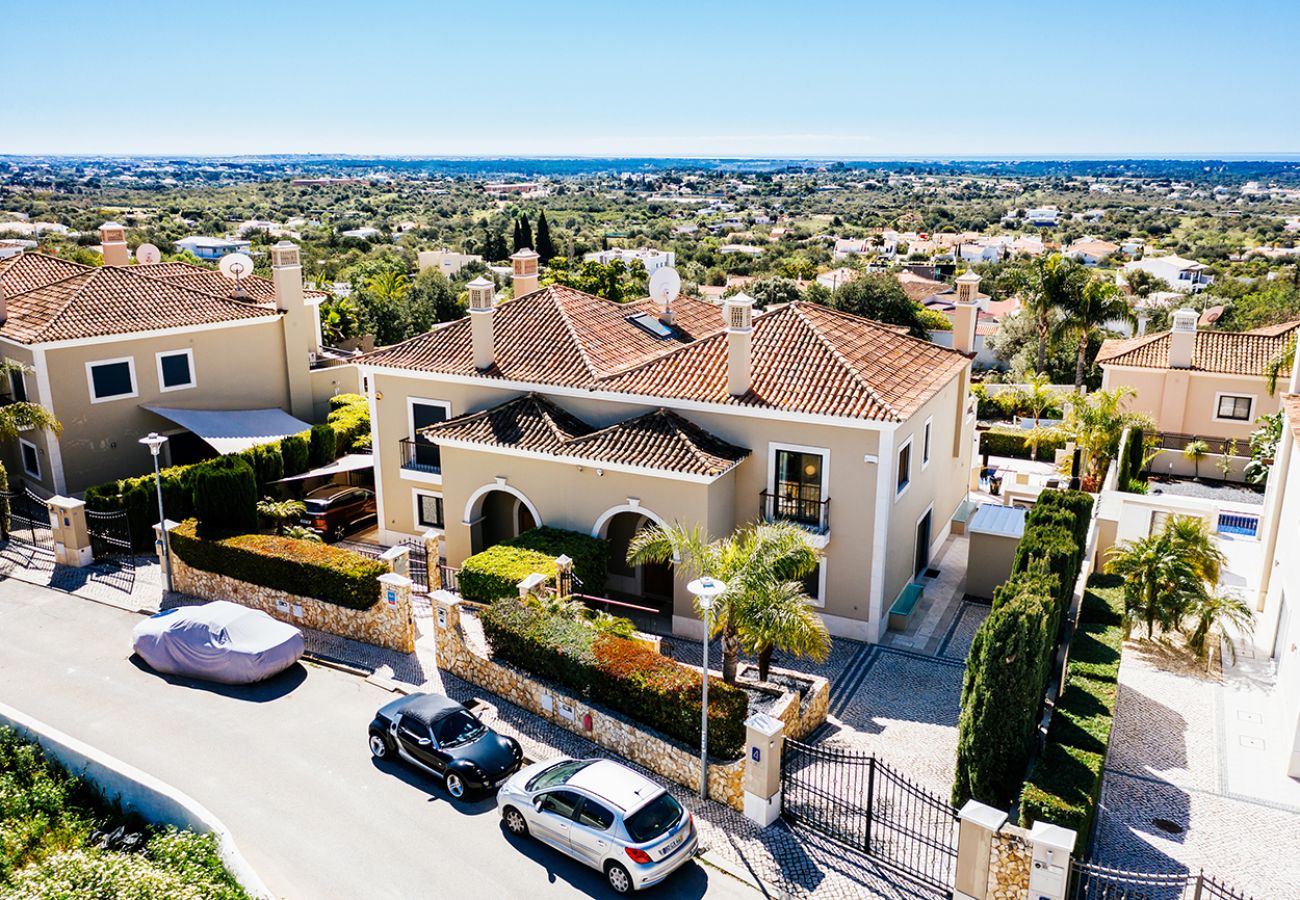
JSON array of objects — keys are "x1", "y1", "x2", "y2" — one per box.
[
  {"x1": 742, "y1": 713, "x2": 784, "y2": 826},
  {"x1": 1028, "y1": 821, "x2": 1076, "y2": 900}
]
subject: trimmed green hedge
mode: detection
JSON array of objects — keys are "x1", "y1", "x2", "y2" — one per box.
[
  {"x1": 309, "y1": 423, "x2": 337, "y2": 468},
  {"x1": 192, "y1": 456, "x2": 258, "y2": 539},
  {"x1": 1080, "y1": 573, "x2": 1125, "y2": 627},
  {"x1": 481, "y1": 597, "x2": 747, "y2": 759},
  {"x1": 1019, "y1": 743, "x2": 1106, "y2": 850},
  {"x1": 979, "y1": 426, "x2": 1067, "y2": 461},
  {"x1": 169, "y1": 519, "x2": 385, "y2": 610},
  {"x1": 1045, "y1": 676, "x2": 1117, "y2": 756},
  {"x1": 1067, "y1": 622, "x2": 1123, "y2": 683},
  {"x1": 327, "y1": 394, "x2": 371, "y2": 452},
  {"x1": 459, "y1": 545, "x2": 557, "y2": 604},
  {"x1": 507, "y1": 526, "x2": 610, "y2": 596},
  {"x1": 280, "y1": 434, "x2": 309, "y2": 477}
]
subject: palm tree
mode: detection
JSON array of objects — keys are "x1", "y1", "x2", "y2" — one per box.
[
  {"x1": 1186, "y1": 590, "x2": 1255, "y2": 669},
  {"x1": 627, "y1": 521, "x2": 827, "y2": 684},
  {"x1": 1056, "y1": 277, "x2": 1133, "y2": 391},
  {"x1": 257, "y1": 497, "x2": 306, "y2": 536},
  {"x1": 366, "y1": 270, "x2": 410, "y2": 301},
  {"x1": 1162, "y1": 515, "x2": 1226, "y2": 585},
  {"x1": 1003, "y1": 254, "x2": 1090, "y2": 374},
  {"x1": 1106, "y1": 531, "x2": 1208, "y2": 638},
  {"x1": 1003, "y1": 373, "x2": 1064, "y2": 461},
  {"x1": 1183, "y1": 439, "x2": 1209, "y2": 480},
  {"x1": 1265, "y1": 336, "x2": 1295, "y2": 396}
]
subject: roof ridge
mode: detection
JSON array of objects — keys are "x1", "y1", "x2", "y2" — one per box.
[
  {"x1": 791, "y1": 303, "x2": 901, "y2": 420},
  {"x1": 17, "y1": 270, "x2": 99, "y2": 341},
  {"x1": 526, "y1": 392, "x2": 594, "y2": 443},
  {"x1": 543, "y1": 286, "x2": 604, "y2": 381},
  {"x1": 655, "y1": 408, "x2": 720, "y2": 469}
]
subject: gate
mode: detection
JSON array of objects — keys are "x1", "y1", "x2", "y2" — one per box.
[
  {"x1": 86, "y1": 508, "x2": 136, "y2": 588},
  {"x1": 1070, "y1": 861, "x2": 1255, "y2": 900},
  {"x1": 0, "y1": 487, "x2": 55, "y2": 565},
  {"x1": 336, "y1": 537, "x2": 428, "y2": 591},
  {"x1": 781, "y1": 738, "x2": 956, "y2": 893}
]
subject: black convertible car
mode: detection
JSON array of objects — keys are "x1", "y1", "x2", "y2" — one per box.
[{"x1": 368, "y1": 693, "x2": 523, "y2": 799}]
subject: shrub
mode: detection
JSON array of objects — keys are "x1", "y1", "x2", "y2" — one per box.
[
  {"x1": 326, "y1": 394, "x2": 371, "y2": 452},
  {"x1": 1013, "y1": 524, "x2": 1080, "y2": 611},
  {"x1": 190, "y1": 456, "x2": 258, "y2": 539},
  {"x1": 1067, "y1": 622, "x2": 1123, "y2": 683},
  {"x1": 1031, "y1": 489, "x2": 1093, "y2": 546},
  {"x1": 309, "y1": 423, "x2": 337, "y2": 467},
  {"x1": 1080, "y1": 573, "x2": 1125, "y2": 627},
  {"x1": 280, "y1": 433, "x2": 309, "y2": 477},
  {"x1": 1047, "y1": 676, "x2": 1117, "y2": 756},
  {"x1": 236, "y1": 442, "x2": 285, "y2": 493},
  {"x1": 507, "y1": 526, "x2": 610, "y2": 596},
  {"x1": 86, "y1": 464, "x2": 201, "y2": 550},
  {"x1": 481, "y1": 598, "x2": 747, "y2": 758},
  {"x1": 979, "y1": 426, "x2": 1066, "y2": 460},
  {"x1": 329, "y1": 392, "x2": 366, "y2": 411},
  {"x1": 458, "y1": 545, "x2": 557, "y2": 604},
  {"x1": 1019, "y1": 742, "x2": 1105, "y2": 852},
  {"x1": 168, "y1": 519, "x2": 385, "y2": 610}
]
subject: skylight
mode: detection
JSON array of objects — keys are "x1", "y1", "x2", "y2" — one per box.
[{"x1": 628, "y1": 312, "x2": 674, "y2": 339}]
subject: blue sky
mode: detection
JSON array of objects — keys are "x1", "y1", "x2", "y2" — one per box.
[{"x1": 4, "y1": 0, "x2": 1298, "y2": 157}]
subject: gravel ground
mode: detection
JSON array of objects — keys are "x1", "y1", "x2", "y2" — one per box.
[{"x1": 1146, "y1": 477, "x2": 1265, "y2": 506}]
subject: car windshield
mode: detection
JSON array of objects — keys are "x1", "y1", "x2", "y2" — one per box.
[
  {"x1": 526, "y1": 759, "x2": 593, "y2": 791},
  {"x1": 434, "y1": 710, "x2": 487, "y2": 748},
  {"x1": 624, "y1": 792, "x2": 683, "y2": 844}
]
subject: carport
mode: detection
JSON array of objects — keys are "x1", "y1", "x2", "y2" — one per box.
[{"x1": 143, "y1": 405, "x2": 313, "y2": 457}]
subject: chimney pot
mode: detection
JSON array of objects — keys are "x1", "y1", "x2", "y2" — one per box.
[
  {"x1": 1167, "y1": 307, "x2": 1198, "y2": 369},
  {"x1": 270, "y1": 240, "x2": 301, "y2": 268},
  {"x1": 468, "y1": 277, "x2": 497, "y2": 370},
  {"x1": 99, "y1": 222, "x2": 129, "y2": 267},
  {"x1": 510, "y1": 248, "x2": 540, "y2": 297},
  {"x1": 722, "y1": 293, "x2": 754, "y2": 397}
]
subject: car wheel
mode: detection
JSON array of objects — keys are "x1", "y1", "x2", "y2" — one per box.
[
  {"x1": 605, "y1": 862, "x2": 633, "y2": 895},
  {"x1": 368, "y1": 733, "x2": 390, "y2": 759},
  {"x1": 444, "y1": 772, "x2": 466, "y2": 799},
  {"x1": 502, "y1": 806, "x2": 529, "y2": 837}
]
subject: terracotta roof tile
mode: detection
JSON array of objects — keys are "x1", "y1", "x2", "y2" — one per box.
[
  {"x1": 421, "y1": 393, "x2": 748, "y2": 478},
  {"x1": 1097, "y1": 325, "x2": 1298, "y2": 376},
  {"x1": 0, "y1": 252, "x2": 90, "y2": 295},
  {"x1": 135, "y1": 261, "x2": 327, "y2": 302}
]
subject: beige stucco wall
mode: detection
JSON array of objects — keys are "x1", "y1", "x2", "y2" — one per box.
[
  {"x1": 965, "y1": 531, "x2": 1020, "y2": 601},
  {"x1": 39, "y1": 320, "x2": 295, "y2": 493},
  {"x1": 309, "y1": 364, "x2": 360, "y2": 420},
  {"x1": 1102, "y1": 365, "x2": 1283, "y2": 442},
  {"x1": 367, "y1": 360, "x2": 970, "y2": 642}
]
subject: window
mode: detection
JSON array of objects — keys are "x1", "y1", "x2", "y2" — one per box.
[
  {"x1": 1215, "y1": 394, "x2": 1253, "y2": 422},
  {"x1": 18, "y1": 438, "x2": 40, "y2": 479},
  {"x1": 800, "y1": 560, "x2": 826, "y2": 608},
  {"x1": 86, "y1": 358, "x2": 137, "y2": 402},
  {"x1": 396, "y1": 716, "x2": 429, "y2": 744},
  {"x1": 415, "y1": 491, "x2": 444, "y2": 529},
  {"x1": 922, "y1": 418, "x2": 932, "y2": 467},
  {"x1": 155, "y1": 349, "x2": 196, "y2": 392},
  {"x1": 8, "y1": 365, "x2": 26, "y2": 403},
  {"x1": 770, "y1": 446, "x2": 826, "y2": 526},
  {"x1": 575, "y1": 800, "x2": 615, "y2": 831},
  {"x1": 407, "y1": 398, "x2": 451, "y2": 472},
  {"x1": 538, "y1": 790, "x2": 583, "y2": 820},
  {"x1": 625, "y1": 792, "x2": 684, "y2": 843},
  {"x1": 432, "y1": 710, "x2": 486, "y2": 748},
  {"x1": 896, "y1": 438, "x2": 913, "y2": 495}
]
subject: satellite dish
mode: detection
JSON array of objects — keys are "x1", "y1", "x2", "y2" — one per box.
[
  {"x1": 135, "y1": 243, "x2": 161, "y2": 265},
  {"x1": 218, "y1": 252, "x2": 255, "y2": 298},
  {"x1": 648, "y1": 266, "x2": 681, "y2": 304}
]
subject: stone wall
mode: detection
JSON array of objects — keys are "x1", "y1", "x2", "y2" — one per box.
[
  {"x1": 171, "y1": 554, "x2": 416, "y2": 653},
  {"x1": 986, "y1": 823, "x2": 1033, "y2": 900},
  {"x1": 432, "y1": 591, "x2": 747, "y2": 810},
  {"x1": 766, "y1": 669, "x2": 830, "y2": 741}
]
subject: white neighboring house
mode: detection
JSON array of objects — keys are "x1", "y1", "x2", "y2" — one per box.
[
  {"x1": 1121, "y1": 255, "x2": 1214, "y2": 293},
  {"x1": 1026, "y1": 207, "x2": 1060, "y2": 227},
  {"x1": 1064, "y1": 237, "x2": 1120, "y2": 266},
  {"x1": 718, "y1": 244, "x2": 765, "y2": 257},
  {"x1": 816, "y1": 267, "x2": 859, "y2": 290},
  {"x1": 418, "y1": 248, "x2": 483, "y2": 278},
  {"x1": 174, "y1": 235, "x2": 253, "y2": 260},
  {"x1": 0, "y1": 221, "x2": 69, "y2": 237},
  {"x1": 583, "y1": 247, "x2": 676, "y2": 274},
  {"x1": 340, "y1": 227, "x2": 382, "y2": 240}
]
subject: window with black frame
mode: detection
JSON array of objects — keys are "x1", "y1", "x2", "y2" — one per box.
[
  {"x1": 774, "y1": 449, "x2": 824, "y2": 526},
  {"x1": 410, "y1": 402, "x2": 448, "y2": 469},
  {"x1": 1216, "y1": 395, "x2": 1252, "y2": 421}
]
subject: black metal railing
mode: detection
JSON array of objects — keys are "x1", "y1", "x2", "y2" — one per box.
[
  {"x1": 1152, "y1": 432, "x2": 1242, "y2": 457},
  {"x1": 1071, "y1": 861, "x2": 1255, "y2": 900},
  {"x1": 760, "y1": 490, "x2": 830, "y2": 534},
  {"x1": 439, "y1": 564, "x2": 459, "y2": 593},
  {"x1": 399, "y1": 437, "x2": 441, "y2": 475}
]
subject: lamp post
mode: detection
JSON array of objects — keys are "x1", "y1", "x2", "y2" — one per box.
[
  {"x1": 139, "y1": 432, "x2": 172, "y2": 594},
  {"x1": 687, "y1": 576, "x2": 728, "y2": 800}
]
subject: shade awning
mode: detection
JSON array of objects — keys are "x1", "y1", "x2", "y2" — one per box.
[
  {"x1": 270, "y1": 453, "x2": 374, "y2": 484},
  {"x1": 143, "y1": 406, "x2": 313, "y2": 455}
]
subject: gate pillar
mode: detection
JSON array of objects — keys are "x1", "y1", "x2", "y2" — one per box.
[
  {"x1": 380, "y1": 544, "x2": 410, "y2": 578},
  {"x1": 742, "y1": 712, "x2": 784, "y2": 827},
  {"x1": 48, "y1": 496, "x2": 92, "y2": 567},
  {"x1": 954, "y1": 800, "x2": 1007, "y2": 900},
  {"x1": 422, "y1": 529, "x2": 442, "y2": 590}
]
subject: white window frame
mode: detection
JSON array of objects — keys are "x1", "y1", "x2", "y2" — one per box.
[
  {"x1": 765, "y1": 441, "x2": 831, "y2": 502},
  {"x1": 154, "y1": 348, "x2": 197, "y2": 392},
  {"x1": 895, "y1": 435, "x2": 913, "y2": 500},
  {"x1": 921, "y1": 417, "x2": 933, "y2": 469},
  {"x1": 412, "y1": 488, "x2": 445, "y2": 531},
  {"x1": 802, "y1": 558, "x2": 827, "y2": 609},
  {"x1": 85, "y1": 356, "x2": 138, "y2": 403},
  {"x1": 1212, "y1": 391, "x2": 1254, "y2": 424},
  {"x1": 18, "y1": 437, "x2": 40, "y2": 480}
]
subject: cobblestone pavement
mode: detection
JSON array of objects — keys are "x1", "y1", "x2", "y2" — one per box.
[
  {"x1": 1092, "y1": 638, "x2": 1300, "y2": 899},
  {"x1": 0, "y1": 540, "x2": 164, "y2": 612}
]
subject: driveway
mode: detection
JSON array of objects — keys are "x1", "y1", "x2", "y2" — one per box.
[{"x1": 0, "y1": 580, "x2": 755, "y2": 900}]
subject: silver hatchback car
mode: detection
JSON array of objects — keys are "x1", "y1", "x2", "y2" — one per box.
[{"x1": 497, "y1": 757, "x2": 698, "y2": 894}]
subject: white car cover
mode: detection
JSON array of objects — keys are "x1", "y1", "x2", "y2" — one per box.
[{"x1": 133, "y1": 601, "x2": 305, "y2": 685}]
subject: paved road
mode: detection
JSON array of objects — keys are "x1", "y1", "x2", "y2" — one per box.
[{"x1": 0, "y1": 581, "x2": 757, "y2": 900}]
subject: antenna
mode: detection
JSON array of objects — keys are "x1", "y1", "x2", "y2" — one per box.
[
  {"x1": 135, "y1": 243, "x2": 161, "y2": 265},
  {"x1": 218, "y1": 252, "x2": 255, "y2": 298},
  {"x1": 648, "y1": 266, "x2": 681, "y2": 325}
]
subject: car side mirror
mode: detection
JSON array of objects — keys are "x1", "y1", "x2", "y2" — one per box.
[{"x1": 533, "y1": 798, "x2": 544, "y2": 811}]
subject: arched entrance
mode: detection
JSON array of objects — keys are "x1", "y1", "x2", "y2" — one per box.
[
  {"x1": 465, "y1": 485, "x2": 539, "y2": 555},
  {"x1": 599, "y1": 511, "x2": 673, "y2": 604}
]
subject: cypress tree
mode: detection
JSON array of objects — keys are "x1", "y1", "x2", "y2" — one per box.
[
  {"x1": 518, "y1": 213, "x2": 534, "y2": 252},
  {"x1": 535, "y1": 210, "x2": 556, "y2": 262},
  {"x1": 512, "y1": 219, "x2": 524, "y2": 253}
]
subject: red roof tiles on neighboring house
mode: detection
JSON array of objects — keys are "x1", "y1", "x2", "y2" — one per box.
[
  {"x1": 0, "y1": 252, "x2": 90, "y2": 295},
  {"x1": 1096, "y1": 324, "x2": 1299, "y2": 376}
]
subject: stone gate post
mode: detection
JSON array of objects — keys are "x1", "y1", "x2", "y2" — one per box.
[
  {"x1": 48, "y1": 496, "x2": 92, "y2": 567},
  {"x1": 954, "y1": 800, "x2": 1007, "y2": 900},
  {"x1": 742, "y1": 712, "x2": 784, "y2": 826},
  {"x1": 376, "y1": 572, "x2": 415, "y2": 653}
]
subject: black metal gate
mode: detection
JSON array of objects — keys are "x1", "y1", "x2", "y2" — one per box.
[
  {"x1": 335, "y1": 537, "x2": 428, "y2": 591},
  {"x1": 1070, "y1": 861, "x2": 1255, "y2": 900},
  {"x1": 86, "y1": 507, "x2": 136, "y2": 589},
  {"x1": 0, "y1": 487, "x2": 54, "y2": 565},
  {"x1": 781, "y1": 738, "x2": 957, "y2": 893}
]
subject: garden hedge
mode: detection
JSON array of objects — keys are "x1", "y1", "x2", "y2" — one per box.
[
  {"x1": 309, "y1": 423, "x2": 337, "y2": 468},
  {"x1": 168, "y1": 519, "x2": 385, "y2": 610},
  {"x1": 979, "y1": 426, "x2": 1067, "y2": 461},
  {"x1": 280, "y1": 434, "x2": 310, "y2": 477},
  {"x1": 458, "y1": 545, "x2": 557, "y2": 604},
  {"x1": 191, "y1": 456, "x2": 258, "y2": 538},
  {"x1": 481, "y1": 598, "x2": 747, "y2": 758},
  {"x1": 327, "y1": 393, "x2": 371, "y2": 452},
  {"x1": 507, "y1": 526, "x2": 609, "y2": 596},
  {"x1": 1018, "y1": 742, "x2": 1106, "y2": 851}
]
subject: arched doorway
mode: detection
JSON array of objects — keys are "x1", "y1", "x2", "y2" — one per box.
[
  {"x1": 600, "y1": 511, "x2": 673, "y2": 604},
  {"x1": 466, "y1": 485, "x2": 539, "y2": 555}
]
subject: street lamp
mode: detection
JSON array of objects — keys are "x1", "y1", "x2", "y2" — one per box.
[
  {"x1": 687, "y1": 576, "x2": 728, "y2": 800},
  {"x1": 139, "y1": 432, "x2": 172, "y2": 594}
]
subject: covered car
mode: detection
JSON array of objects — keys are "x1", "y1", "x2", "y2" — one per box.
[{"x1": 132, "y1": 601, "x2": 305, "y2": 684}]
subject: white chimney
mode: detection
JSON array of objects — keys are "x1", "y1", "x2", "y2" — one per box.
[
  {"x1": 99, "y1": 222, "x2": 129, "y2": 267},
  {"x1": 1168, "y1": 307, "x2": 1198, "y2": 369},
  {"x1": 270, "y1": 241, "x2": 313, "y2": 420},
  {"x1": 511, "y1": 248, "x2": 540, "y2": 297},
  {"x1": 467, "y1": 276, "x2": 497, "y2": 370},
  {"x1": 952, "y1": 271, "x2": 981, "y2": 355},
  {"x1": 722, "y1": 293, "x2": 754, "y2": 397}
]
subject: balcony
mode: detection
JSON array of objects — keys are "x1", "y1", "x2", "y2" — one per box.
[
  {"x1": 760, "y1": 489, "x2": 830, "y2": 538},
  {"x1": 399, "y1": 437, "x2": 441, "y2": 476}
]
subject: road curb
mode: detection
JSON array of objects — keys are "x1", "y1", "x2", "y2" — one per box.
[{"x1": 698, "y1": 846, "x2": 781, "y2": 897}]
